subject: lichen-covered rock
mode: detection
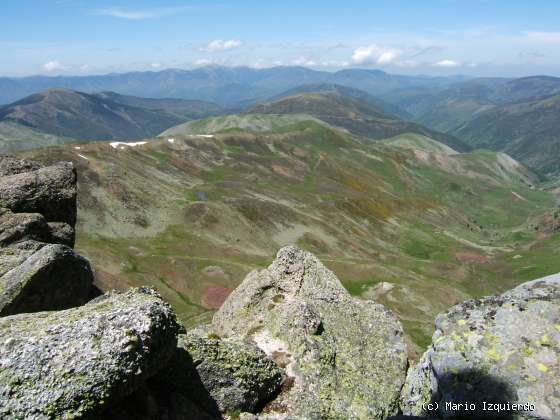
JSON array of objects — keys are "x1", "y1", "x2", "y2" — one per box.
[
  {"x1": 0, "y1": 287, "x2": 181, "y2": 419},
  {"x1": 0, "y1": 243, "x2": 94, "y2": 316},
  {"x1": 212, "y1": 246, "x2": 408, "y2": 420},
  {"x1": 0, "y1": 159, "x2": 77, "y2": 226},
  {"x1": 401, "y1": 272, "x2": 560, "y2": 419},
  {"x1": 146, "y1": 331, "x2": 283, "y2": 418},
  {"x1": 0, "y1": 156, "x2": 42, "y2": 177}
]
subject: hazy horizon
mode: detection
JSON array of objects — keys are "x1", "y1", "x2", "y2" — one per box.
[{"x1": 2, "y1": 0, "x2": 560, "y2": 78}]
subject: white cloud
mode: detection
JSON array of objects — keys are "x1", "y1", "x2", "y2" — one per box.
[
  {"x1": 151, "y1": 62, "x2": 162, "y2": 69},
  {"x1": 95, "y1": 7, "x2": 187, "y2": 20},
  {"x1": 79, "y1": 64, "x2": 91, "y2": 73},
  {"x1": 42, "y1": 60, "x2": 65, "y2": 72},
  {"x1": 318, "y1": 60, "x2": 350, "y2": 68},
  {"x1": 434, "y1": 59, "x2": 461, "y2": 68},
  {"x1": 351, "y1": 44, "x2": 402, "y2": 65},
  {"x1": 292, "y1": 56, "x2": 316, "y2": 66},
  {"x1": 200, "y1": 39, "x2": 242, "y2": 52},
  {"x1": 525, "y1": 31, "x2": 560, "y2": 44},
  {"x1": 195, "y1": 58, "x2": 213, "y2": 66}
]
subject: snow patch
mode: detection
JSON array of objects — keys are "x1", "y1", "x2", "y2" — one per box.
[
  {"x1": 74, "y1": 146, "x2": 81, "y2": 150},
  {"x1": 77, "y1": 154, "x2": 89, "y2": 161},
  {"x1": 191, "y1": 134, "x2": 214, "y2": 138},
  {"x1": 110, "y1": 141, "x2": 148, "y2": 149},
  {"x1": 167, "y1": 138, "x2": 175, "y2": 144}
]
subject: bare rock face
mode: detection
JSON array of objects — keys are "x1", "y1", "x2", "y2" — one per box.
[
  {"x1": 0, "y1": 287, "x2": 181, "y2": 419},
  {"x1": 0, "y1": 158, "x2": 77, "y2": 227},
  {"x1": 0, "y1": 156, "x2": 42, "y2": 177},
  {"x1": 212, "y1": 246, "x2": 408, "y2": 420},
  {"x1": 0, "y1": 156, "x2": 89, "y2": 315},
  {"x1": 0, "y1": 243, "x2": 94, "y2": 316},
  {"x1": 401, "y1": 272, "x2": 560, "y2": 420}
]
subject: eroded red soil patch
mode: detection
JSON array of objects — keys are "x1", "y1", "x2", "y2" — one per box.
[
  {"x1": 455, "y1": 251, "x2": 489, "y2": 264},
  {"x1": 202, "y1": 285, "x2": 233, "y2": 309}
]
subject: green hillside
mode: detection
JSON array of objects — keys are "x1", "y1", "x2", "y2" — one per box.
[
  {"x1": 94, "y1": 91, "x2": 223, "y2": 121},
  {"x1": 0, "y1": 120, "x2": 78, "y2": 154},
  {"x1": 21, "y1": 118, "x2": 558, "y2": 357},
  {"x1": 383, "y1": 133, "x2": 459, "y2": 155},
  {"x1": 162, "y1": 113, "x2": 327, "y2": 136},
  {"x1": 384, "y1": 76, "x2": 560, "y2": 132},
  {"x1": 0, "y1": 89, "x2": 222, "y2": 149},
  {"x1": 249, "y1": 92, "x2": 470, "y2": 152},
  {"x1": 270, "y1": 83, "x2": 412, "y2": 119},
  {"x1": 453, "y1": 94, "x2": 560, "y2": 178}
]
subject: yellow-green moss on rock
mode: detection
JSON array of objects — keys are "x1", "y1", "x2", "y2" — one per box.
[{"x1": 212, "y1": 246, "x2": 408, "y2": 420}]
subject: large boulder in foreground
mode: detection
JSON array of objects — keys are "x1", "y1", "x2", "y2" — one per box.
[
  {"x1": 0, "y1": 287, "x2": 181, "y2": 419},
  {"x1": 401, "y1": 272, "x2": 560, "y2": 419},
  {"x1": 0, "y1": 158, "x2": 77, "y2": 226},
  {"x1": 0, "y1": 243, "x2": 94, "y2": 316},
  {"x1": 148, "y1": 331, "x2": 283, "y2": 418},
  {"x1": 212, "y1": 246, "x2": 408, "y2": 419}
]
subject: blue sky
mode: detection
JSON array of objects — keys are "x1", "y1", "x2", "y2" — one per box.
[{"x1": 2, "y1": 0, "x2": 560, "y2": 77}]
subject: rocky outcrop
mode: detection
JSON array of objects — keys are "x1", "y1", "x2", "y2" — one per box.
[
  {"x1": 0, "y1": 158, "x2": 77, "y2": 227},
  {"x1": 4, "y1": 154, "x2": 560, "y2": 420},
  {"x1": 212, "y1": 246, "x2": 408, "y2": 420},
  {"x1": 0, "y1": 156, "x2": 90, "y2": 315},
  {"x1": 146, "y1": 331, "x2": 284, "y2": 418},
  {"x1": 0, "y1": 243, "x2": 94, "y2": 316},
  {"x1": 400, "y1": 272, "x2": 560, "y2": 419},
  {"x1": 0, "y1": 287, "x2": 180, "y2": 419}
]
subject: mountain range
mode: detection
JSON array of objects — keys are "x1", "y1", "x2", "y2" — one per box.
[
  {"x1": 375, "y1": 75, "x2": 560, "y2": 177},
  {"x1": 2, "y1": 64, "x2": 559, "y2": 355},
  {"x1": 21, "y1": 111, "x2": 560, "y2": 356},
  {"x1": 0, "y1": 66, "x2": 466, "y2": 106},
  {"x1": 0, "y1": 85, "x2": 467, "y2": 154},
  {"x1": 249, "y1": 91, "x2": 469, "y2": 151},
  {"x1": 2, "y1": 66, "x2": 559, "y2": 179},
  {"x1": 0, "y1": 89, "x2": 222, "y2": 152}
]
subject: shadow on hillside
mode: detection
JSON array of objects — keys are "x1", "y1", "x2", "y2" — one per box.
[{"x1": 387, "y1": 368, "x2": 518, "y2": 420}]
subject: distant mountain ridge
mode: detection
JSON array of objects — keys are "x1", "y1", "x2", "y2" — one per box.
[
  {"x1": 452, "y1": 93, "x2": 560, "y2": 177},
  {"x1": 379, "y1": 75, "x2": 560, "y2": 178},
  {"x1": 0, "y1": 66, "x2": 468, "y2": 106},
  {"x1": 385, "y1": 75, "x2": 560, "y2": 132},
  {"x1": 0, "y1": 89, "x2": 222, "y2": 151}
]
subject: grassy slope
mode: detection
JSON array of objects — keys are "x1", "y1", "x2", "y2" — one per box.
[
  {"x1": 21, "y1": 119, "x2": 559, "y2": 358},
  {"x1": 384, "y1": 133, "x2": 458, "y2": 155},
  {"x1": 248, "y1": 92, "x2": 471, "y2": 152},
  {"x1": 0, "y1": 120, "x2": 79, "y2": 154},
  {"x1": 269, "y1": 83, "x2": 412, "y2": 120},
  {"x1": 162, "y1": 113, "x2": 327, "y2": 136}
]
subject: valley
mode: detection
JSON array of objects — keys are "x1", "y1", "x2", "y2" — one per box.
[
  {"x1": 2, "y1": 67, "x2": 559, "y2": 358},
  {"x1": 20, "y1": 114, "x2": 559, "y2": 358}
]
